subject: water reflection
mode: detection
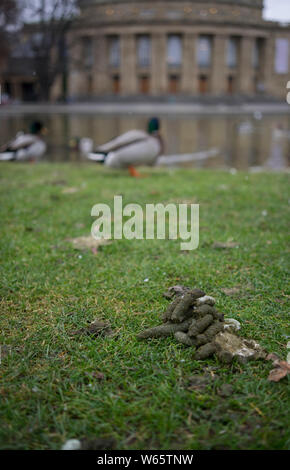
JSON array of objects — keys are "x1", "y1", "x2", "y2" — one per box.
[{"x1": 0, "y1": 113, "x2": 289, "y2": 169}]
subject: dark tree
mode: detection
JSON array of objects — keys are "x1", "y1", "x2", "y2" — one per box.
[
  {"x1": 23, "y1": 0, "x2": 77, "y2": 101},
  {"x1": 0, "y1": 0, "x2": 19, "y2": 68}
]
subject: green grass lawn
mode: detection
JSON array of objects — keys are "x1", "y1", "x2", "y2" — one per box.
[{"x1": 0, "y1": 163, "x2": 289, "y2": 450}]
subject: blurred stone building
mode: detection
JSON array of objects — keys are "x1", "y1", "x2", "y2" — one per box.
[{"x1": 2, "y1": 0, "x2": 290, "y2": 101}]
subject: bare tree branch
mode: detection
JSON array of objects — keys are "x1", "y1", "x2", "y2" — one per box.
[
  {"x1": 20, "y1": 0, "x2": 78, "y2": 100},
  {"x1": 0, "y1": 0, "x2": 19, "y2": 68}
]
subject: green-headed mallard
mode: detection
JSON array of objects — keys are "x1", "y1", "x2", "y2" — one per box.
[{"x1": 80, "y1": 117, "x2": 163, "y2": 176}]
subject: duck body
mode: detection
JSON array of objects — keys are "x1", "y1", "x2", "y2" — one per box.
[
  {"x1": 98, "y1": 129, "x2": 162, "y2": 168},
  {"x1": 80, "y1": 118, "x2": 163, "y2": 173},
  {"x1": 0, "y1": 122, "x2": 47, "y2": 162}
]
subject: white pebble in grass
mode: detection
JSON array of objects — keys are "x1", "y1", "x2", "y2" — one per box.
[
  {"x1": 261, "y1": 210, "x2": 268, "y2": 217},
  {"x1": 78, "y1": 255, "x2": 82, "y2": 259},
  {"x1": 224, "y1": 318, "x2": 241, "y2": 331},
  {"x1": 62, "y1": 439, "x2": 82, "y2": 450},
  {"x1": 195, "y1": 295, "x2": 216, "y2": 307}
]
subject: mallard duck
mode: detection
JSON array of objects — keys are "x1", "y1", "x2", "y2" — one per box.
[
  {"x1": 80, "y1": 117, "x2": 163, "y2": 177},
  {"x1": 0, "y1": 121, "x2": 47, "y2": 161}
]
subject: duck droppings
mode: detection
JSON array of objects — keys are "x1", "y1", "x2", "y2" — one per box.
[{"x1": 138, "y1": 286, "x2": 266, "y2": 363}]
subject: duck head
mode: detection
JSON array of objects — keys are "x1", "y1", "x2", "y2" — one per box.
[
  {"x1": 147, "y1": 117, "x2": 160, "y2": 135},
  {"x1": 30, "y1": 121, "x2": 47, "y2": 136}
]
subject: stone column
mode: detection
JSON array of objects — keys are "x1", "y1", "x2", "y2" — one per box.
[
  {"x1": 181, "y1": 33, "x2": 198, "y2": 94},
  {"x1": 94, "y1": 35, "x2": 109, "y2": 94},
  {"x1": 151, "y1": 33, "x2": 167, "y2": 95},
  {"x1": 211, "y1": 34, "x2": 227, "y2": 95},
  {"x1": 238, "y1": 36, "x2": 255, "y2": 95},
  {"x1": 120, "y1": 34, "x2": 137, "y2": 95},
  {"x1": 68, "y1": 37, "x2": 86, "y2": 98},
  {"x1": 261, "y1": 36, "x2": 274, "y2": 95}
]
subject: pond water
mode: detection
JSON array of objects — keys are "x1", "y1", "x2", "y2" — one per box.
[{"x1": 0, "y1": 112, "x2": 289, "y2": 170}]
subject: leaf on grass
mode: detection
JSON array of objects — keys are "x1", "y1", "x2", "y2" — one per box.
[
  {"x1": 62, "y1": 187, "x2": 79, "y2": 194},
  {"x1": 70, "y1": 320, "x2": 114, "y2": 338},
  {"x1": 266, "y1": 353, "x2": 290, "y2": 382},
  {"x1": 268, "y1": 367, "x2": 289, "y2": 382},
  {"x1": 266, "y1": 353, "x2": 280, "y2": 365},
  {"x1": 221, "y1": 287, "x2": 241, "y2": 296},
  {"x1": 68, "y1": 236, "x2": 110, "y2": 252}
]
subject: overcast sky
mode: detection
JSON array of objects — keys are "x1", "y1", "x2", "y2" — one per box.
[{"x1": 263, "y1": 0, "x2": 290, "y2": 22}]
